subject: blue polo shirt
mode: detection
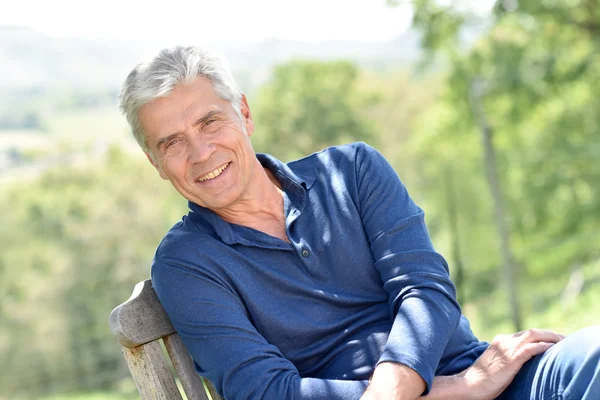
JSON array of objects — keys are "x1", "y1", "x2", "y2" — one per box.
[{"x1": 151, "y1": 142, "x2": 488, "y2": 400}]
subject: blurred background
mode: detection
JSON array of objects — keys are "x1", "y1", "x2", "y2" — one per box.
[{"x1": 1, "y1": 0, "x2": 599, "y2": 398}]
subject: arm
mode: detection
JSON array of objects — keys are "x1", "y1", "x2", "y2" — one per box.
[
  {"x1": 354, "y1": 143, "x2": 462, "y2": 396},
  {"x1": 364, "y1": 329, "x2": 564, "y2": 400},
  {"x1": 152, "y1": 257, "x2": 369, "y2": 400},
  {"x1": 362, "y1": 370, "x2": 468, "y2": 400},
  {"x1": 361, "y1": 362, "x2": 426, "y2": 399}
]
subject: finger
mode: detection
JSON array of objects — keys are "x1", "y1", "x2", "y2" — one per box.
[
  {"x1": 491, "y1": 333, "x2": 512, "y2": 345},
  {"x1": 514, "y1": 341, "x2": 555, "y2": 362},
  {"x1": 516, "y1": 329, "x2": 563, "y2": 345}
]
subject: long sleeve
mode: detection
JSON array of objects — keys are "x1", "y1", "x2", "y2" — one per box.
[
  {"x1": 152, "y1": 256, "x2": 369, "y2": 400},
  {"x1": 354, "y1": 143, "x2": 461, "y2": 393}
]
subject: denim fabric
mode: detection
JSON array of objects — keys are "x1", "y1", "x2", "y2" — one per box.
[{"x1": 497, "y1": 325, "x2": 600, "y2": 400}]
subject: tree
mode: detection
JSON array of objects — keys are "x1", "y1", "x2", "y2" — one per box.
[
  {"x1": 0, "y1": 147, "x2": 187, "y2": 398},
  {"x1": 252, "y1": 60, "x2": 378, "y2": 160},
  {"x1": 404, "y1": 0, "x2": 600, "y2": 331}
]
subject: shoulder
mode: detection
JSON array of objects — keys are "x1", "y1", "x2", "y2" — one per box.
[
  {"x1": 155, "y1": 217, "x2": 203, "y2": 258},
  {"x1": 287, "y1": 142, "x2": 377, "y2": 175},
  {"x1": 282, "y1": 142, "x2": 385, "y2": 206},
  {"x1": 151, "y1": 216, "x2": 224, "y2": 277},
  {"x1": 288, "y1": 141, "x2": 388, "y2": 180}
]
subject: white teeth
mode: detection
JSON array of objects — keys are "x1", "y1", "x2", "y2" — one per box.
[{"x1": 198, "y1": 163, "x2": 229, "y2": 182}]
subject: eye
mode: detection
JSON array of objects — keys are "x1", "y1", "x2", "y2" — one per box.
[
  {"x1": 205, "y1": 119, "x2": 216, "y2": 126},
  {"x1": 165, "y1": 138, "x2": 181, "y2": 148}
]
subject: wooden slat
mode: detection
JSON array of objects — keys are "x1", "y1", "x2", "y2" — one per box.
[
  {"x1": 111, "y1": 280, "x2": 223, "y2": 399},
  {"x1": 203, "y1": 378, "x2": 221, "y2": 400},
  {"x1": 110, "y1": 279, "x2": 175, "y2": 348},
  {"x1": 121, "y1": 341, "x2": 183, "y2": 400},
  {"x1": 163, "y1": 333, "x2": 213, "y2": 400}
]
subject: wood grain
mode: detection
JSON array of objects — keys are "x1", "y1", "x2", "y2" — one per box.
[
  {"x1": 164, "y1": 333, "x2": 216, "y2": 400},
  {"x1": 111, "y1": 280, "x2": 223, "y2": 399},
  {"x1": 110, "y1": 280, "x2": 175, "y2": 348},
  {"x1": 121, "y1": 341, "x2": 183, "y2": 400}
]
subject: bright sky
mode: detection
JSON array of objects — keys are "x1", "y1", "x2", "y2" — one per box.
[{"x1": 2, "y1": 0, "x2": 418, "y2": 43}]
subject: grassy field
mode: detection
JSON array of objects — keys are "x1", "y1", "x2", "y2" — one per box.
[
  {"x1": 0, "y1": 107, "x2": 143, "y2": 186},
  {"x1": 0, "y1": 106, "x2": 138, "y2": 153},
  {"x1": 0, "y1": 129, "x2": 49, "y2": 151},
  {"x1": 465, "y1": 258, "x2": 600, "y2": 342},
  {"x1": 45, "y1": 107, "x2": 132, "y2": 146},
  {"x1": 40, "y1": 393, "x2": 137, "y2": 400}
]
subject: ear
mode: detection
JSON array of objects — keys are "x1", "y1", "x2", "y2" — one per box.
[
  {"x1": 145, "y1": 152, "x2": 169, "y2": 180},
  {"x1": 240, "y1": 93, "x2": 254, "y2": 137}
]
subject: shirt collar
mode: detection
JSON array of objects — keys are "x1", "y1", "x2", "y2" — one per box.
[{"x1": 256, "y1": 153, "x2": 315, "y2": 190}]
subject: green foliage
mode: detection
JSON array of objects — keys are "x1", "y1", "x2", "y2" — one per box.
[
  {"x1": 0, "y1": 147, "x2": 186, "y2": 398},
  {"x1": 407, "y1": 0, "x2": 600, "y2": 330},
  {"x1": 252, "y1": 60, "x2": 378, "y2": 160},
  {"x1": 40, "y1": 392, "x2": 137, "y2": 400}
]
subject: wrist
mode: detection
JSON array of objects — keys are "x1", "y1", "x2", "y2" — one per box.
[
  {"x1": 367, "y1": 362, "x2": 426, "y2": 399},
  {"x1": 423, "y1": 375, "x2": 474, "y2": 400}
]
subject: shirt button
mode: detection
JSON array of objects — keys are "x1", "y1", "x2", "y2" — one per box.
[{"x1": 301, "y1": 249, "x2": 310, "y2": 257}]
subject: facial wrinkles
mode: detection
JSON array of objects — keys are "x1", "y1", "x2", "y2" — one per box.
[
  {"x1": 160, "y1": 103, "x2": 249, "y2": 189},
  {"x1": 161, "y1": 128, "x2": 210, "y2": 168},
  {"x1": 155, "y1": 134, "x2": 177, "y2": 168},
  {"x1": 188, "y1": 133, "x2": 231, "y2": 182},
  {"x1": 159, "y1": 152, "x2": 172, "y2": 172}
]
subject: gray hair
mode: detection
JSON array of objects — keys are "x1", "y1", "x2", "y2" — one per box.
[{"x1": 118, "y1": 46, "x2": 243, "y2": 153}]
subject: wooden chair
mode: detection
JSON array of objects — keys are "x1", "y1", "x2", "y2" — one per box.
[{"x1": 110, "y1": 279, "x2": 223, "y2": 400}]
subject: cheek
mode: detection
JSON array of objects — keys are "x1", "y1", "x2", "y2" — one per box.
[{"x1": 162, "y1": 158, "x2": 188, "y2": 179}]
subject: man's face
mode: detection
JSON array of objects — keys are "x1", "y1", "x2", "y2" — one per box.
[{"x1": 138, "y1": 77, "x2": 256, "y2": 211}]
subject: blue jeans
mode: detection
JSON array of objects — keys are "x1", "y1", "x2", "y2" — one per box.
[{"x1": 496, "y1": 325, "x2": 600, "y2": 400}]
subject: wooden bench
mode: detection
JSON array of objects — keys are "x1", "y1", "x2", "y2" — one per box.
[{"x1": 110, "y1": 279, "x2": 223, "y2": 400}]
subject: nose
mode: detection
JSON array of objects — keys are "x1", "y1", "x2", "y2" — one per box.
[{"x1": 187, "y1": 134, "x2": 215, "y2": 164}]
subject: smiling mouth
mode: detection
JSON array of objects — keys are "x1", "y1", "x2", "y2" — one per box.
[{"x1": 197, "y1": 162, "x2": 230, "y2": 182}]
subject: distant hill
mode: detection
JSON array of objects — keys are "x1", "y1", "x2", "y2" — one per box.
[
  {"x1": 0, "y1": 25, "x2": 422, "y2": 92},
  {"x1": 0, "y1": 26, "x2": 162, "y2": 90}
]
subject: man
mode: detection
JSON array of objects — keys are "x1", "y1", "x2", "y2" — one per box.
[{"x1": 119, "y1": 46, "x2": 599, "y2": 400}]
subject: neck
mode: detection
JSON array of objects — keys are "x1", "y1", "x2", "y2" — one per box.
[{"x1": 213, "y1": 160, "x2": 288, "y2": 241}]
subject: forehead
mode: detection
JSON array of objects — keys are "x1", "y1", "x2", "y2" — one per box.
[{"x1": 138, "y1": 77, "x2": 227, "y2": 144}]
